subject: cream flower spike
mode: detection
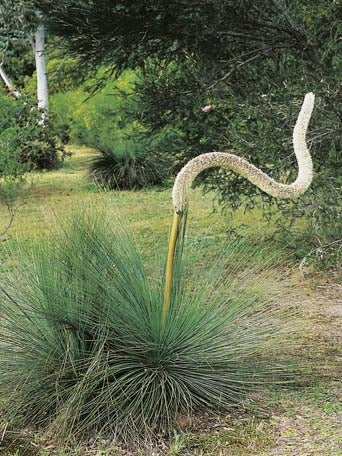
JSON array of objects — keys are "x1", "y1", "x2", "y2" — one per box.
[
  {"x1": 163, "y1": 93, "x2": 315, "y2": 322},
  {"x1": 172, "y1": 92, "x2": 315, "y2": 213}
]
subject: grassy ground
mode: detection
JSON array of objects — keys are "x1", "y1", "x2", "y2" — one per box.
[
  {"x1": 0, "y1": 146, "x2": 341, "y2": 456},
  {"x1": 0, "y1": 146, "x2": 273, "y2": 256}
]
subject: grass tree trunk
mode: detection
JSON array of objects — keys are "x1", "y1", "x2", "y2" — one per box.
[{"x1": 34, "y1": 22, "x2": 48, "y2": 112}]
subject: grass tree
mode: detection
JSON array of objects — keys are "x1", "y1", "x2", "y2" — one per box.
[{"x1": 0, "y1": 94, "x2": 315, "y2": 443}]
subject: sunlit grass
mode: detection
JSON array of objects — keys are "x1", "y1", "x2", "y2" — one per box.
[{"x1": 0, "y1": 145, "x2": 274, "y2": 269}]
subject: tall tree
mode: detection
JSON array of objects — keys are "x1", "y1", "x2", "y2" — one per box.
[
  {"x1": 0, "y1": 0, "x2": 49, "y2": 111},
  {"x1": 31, "y1": 17, "x2": 48, "y2": 110}
]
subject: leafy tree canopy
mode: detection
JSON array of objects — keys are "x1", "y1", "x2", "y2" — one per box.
[{"x1": 35, "y1": 0, "x2": 326, "y2": 74}]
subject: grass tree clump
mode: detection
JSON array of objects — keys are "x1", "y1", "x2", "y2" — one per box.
[
  {"x1": 88, "y1": 140, "x2": 164, "y2": 190},
  {"x1": 0, "y1": 209, "x2": 299, "y2": 442},
  {"x1": 0, "y1": 93, "x2": 315, "y2": 443}
]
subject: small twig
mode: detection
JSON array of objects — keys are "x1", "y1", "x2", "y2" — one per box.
[
  {"x1": 48, "y1": 56, "x2": 66, "y2": 81},
  {"x1": 316, "y1": 284, "x2": 342, "y2": 289},
  {"x1": 299, "y1": 256, "x2": 307, "y2": 279},
  {"x1": 0, "y1": 207, "x2": 15, "y2": 239},
  {"x1": 0, "y1": 422, "x2": 8, "y2": 444},
  {"x1": 299, "y1": 239, "x2": 342, "y2": 278},
  {"x1": 0, "y1": 201, "x2": 24, "y2": 239}
]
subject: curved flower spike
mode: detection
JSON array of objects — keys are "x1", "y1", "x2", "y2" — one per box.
[
  {"x1": 173, "y1": 92, "x2": 315, "y2": 213},
  {"x1": 163, "y1": 93, "x2": 315, "y2": 323}
]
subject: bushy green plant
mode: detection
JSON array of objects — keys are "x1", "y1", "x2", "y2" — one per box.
[
  {"x1": 0, "y1": 90, "x2": 66, "y2": 170},
  {"x1": 133, "y1": 58, "x2": 341, "y2": 270},
  {"x1": 19, "y1": 125, "x2": 66, "y2": 170},
  {"x1": 0, "y1": 207, "x2": 300, "y2": 442},
  {"x1": 0, "y1": 38, "x2": 35, "y2": 88},
  {"x1": 50, "y1": 70, "x2": 174, "y2": 188},
  {"x1": 50, "y1": 69, "x2": 141, "y2": 150},
  {"x1": 88, "y1": 140, "x2": 165, "y2": 190},
  {"x1": 274, "y1": 174, "x2": 342, "y2": 272},
  {"x1": 49, "y1": 89, "x2": 80, "y2": 144},
  {"x1": 24, "y1": 57, "x2": 84, "y2": 95},
  {"x1": 0, "y1": 138, "x2": 27, "y2": 237}
]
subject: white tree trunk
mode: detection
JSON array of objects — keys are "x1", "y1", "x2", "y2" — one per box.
[
  {"x1": 0, "y1": 64, "x2": 20, "y2": 98},
  {"x1": 34, "y1": 22, "x2": 48, "y2": 112}
]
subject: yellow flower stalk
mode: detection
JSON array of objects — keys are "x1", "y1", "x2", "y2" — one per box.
[{"x1": 162, "y1": 92, "x2": 315, "y2": 321}]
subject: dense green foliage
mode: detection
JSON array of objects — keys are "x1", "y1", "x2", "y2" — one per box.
[
  {"x1": 0, "y1": 93, "x2": 29, "y2": 235},
  {"x1": 0, "y1": 0, "x2": 38, "y2": 87},
  {"x1": 0, "y1": 39, "x2": 34, "y2": 88},
  {"x1": 35, "y1": 0, "x2": 316, "y2": 75},
  {"x1": 0, "y1": 90, "x2": 66, "y2": 170},
  {"x1": 24, "y1": 56, "x2": 84, "y2": 96},
  {"x1": 49, "y1": 69, "x2": 172, "y2": 187},
  {"x1": 134, "y1": 55, "x2": 341, "y2": 268},
  {"x1": 274, "y1": 184, "x2": 342, "y2": 270},
  {"x1": 50, "y1": 70, "x2": 139, "y2": 147},
  {"x1": 0, "y1": 207, "x2": 299, "y2": 441}
]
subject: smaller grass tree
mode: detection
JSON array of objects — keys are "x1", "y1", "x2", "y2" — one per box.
[
  {"x1": 88, "y1": 140, "x2": 164, "y2": 190},
  {"x1": 0, "y1": 93, "x2": 314, "y2": 443}
]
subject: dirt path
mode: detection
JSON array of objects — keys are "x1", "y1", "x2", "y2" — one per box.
[{"x1": 263, "y1": 278, "x2": 342, "y2": 456}]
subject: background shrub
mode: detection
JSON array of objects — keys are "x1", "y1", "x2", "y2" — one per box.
[
  {"x1": 88, "y1": 140, "x2": 165, "y2": 189},
  {"x1": 0, "y1": 128, "x2": 28, "y2": 237},
  {"x1": 274, "y1": 178, "x2": 342, "y2": 272},
  {"x1": 50, "y1": 69, "x2": 141, "y2": 150},
  {"x1": 131, "y1": 57, "x2": 341, "y2": 271},
  {"x1": 24, "y1": 56, "x2": 84, "y2": 95},
  {"x1": 0, "y1": 90, "x2": 66, "y2": 170},
  {"x1": 49, "y1": 69, "x2": 176, "y2": 187}
]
